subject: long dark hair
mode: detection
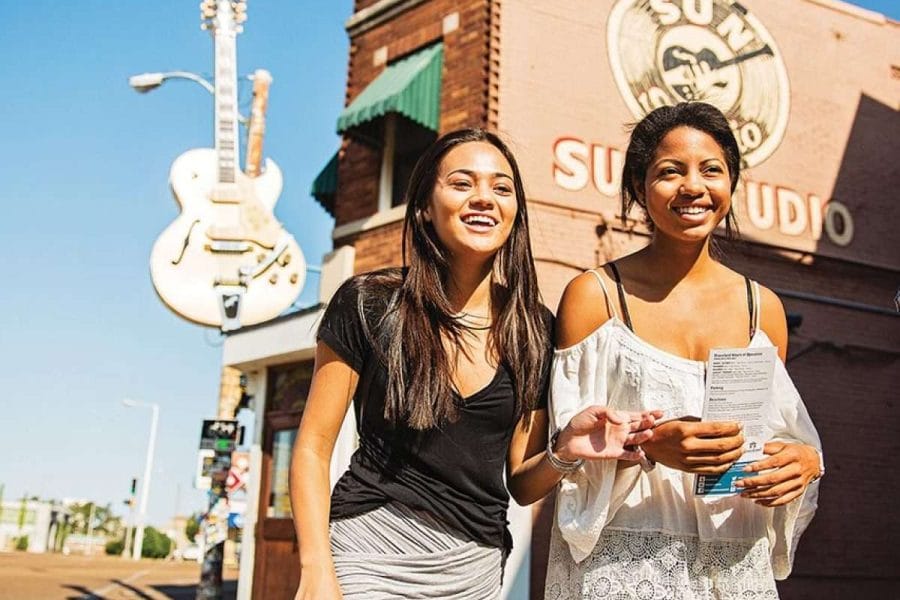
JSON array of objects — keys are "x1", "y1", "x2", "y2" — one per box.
[
  {"x1": 369, "y1": 129, "x2": 549, "y2": 430},
  {"x1": 621, "y1": 102, "x2": 742, "y2": 241}
]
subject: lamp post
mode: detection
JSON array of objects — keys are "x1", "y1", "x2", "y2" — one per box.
[
  {"x1": 128, "y1": 71, "x2": 215, "y2": 95},
  {"x1": 122, "y1": 399, "x2": 159, "y2": 561},
  {"x1": 128, "y1": 70, "x2": 248, "y2": 124}
]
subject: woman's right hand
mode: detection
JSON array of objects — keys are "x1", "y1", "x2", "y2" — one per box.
[
  {"x1": 641, "y1": 419, "x2": 744, "y2": 474},
  {"x1": 294, "y1": 565, "x2": 343, "y2": 600}
]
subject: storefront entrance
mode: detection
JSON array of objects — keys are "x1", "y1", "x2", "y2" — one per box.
[{"x1": 251, "y1": 361, "x2": 312, "y2": 600}]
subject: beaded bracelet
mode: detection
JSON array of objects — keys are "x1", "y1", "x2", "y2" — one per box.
[{"x1": 547, "y1": 428, "x2": 584, "y2": 474}]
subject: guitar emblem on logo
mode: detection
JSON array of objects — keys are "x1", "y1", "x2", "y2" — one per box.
[
  {"x1": 607, "y1": 0, "x2": 790, "y2": 167},
  {"x1": 149, "y1": 0, "x2": 304, "y2": 330}
]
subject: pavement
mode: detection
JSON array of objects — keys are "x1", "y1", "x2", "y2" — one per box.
[{"x1": 0, "y1": 552, "x2": 238, "y2": 600}]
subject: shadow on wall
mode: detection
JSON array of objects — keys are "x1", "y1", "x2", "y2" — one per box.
[{"x1": 823, "y1": 93, "x2": 900, "y2": 265}]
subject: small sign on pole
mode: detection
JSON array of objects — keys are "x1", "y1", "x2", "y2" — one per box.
[
  {"x1": 199, "y1": 419, "x2": 243, "y2": 452},
  {"x1": 194, "y1": 449, "x2": 215, "y2": 490}
]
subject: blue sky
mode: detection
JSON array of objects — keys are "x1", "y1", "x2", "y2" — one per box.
[
  {"x1": 1, "y1": 0, "x2": 897, "y2": 529},
  {"x1": 0, "y1": 0, "x2": 351, "y2": 526}
]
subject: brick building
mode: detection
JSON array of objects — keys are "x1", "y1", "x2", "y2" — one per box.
[{"x1": 223, "y1": 1, "x2": 900, "y2": 597}]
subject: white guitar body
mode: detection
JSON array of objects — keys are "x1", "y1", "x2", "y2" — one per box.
[
  {"x1": 149, "y1": 1, "x2": 305, "y2": 330},
  {"x1": 150, "y1": 148, "x2": 304, "y2": 328}
]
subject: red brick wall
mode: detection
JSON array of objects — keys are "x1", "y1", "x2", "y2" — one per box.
[
  {"x1": 335, "y1": 0, "x2": 495, "y2": 271},
  {"x1": 350, "y1": 220, "x2": 405, "y2": 273},
  {"x1": 353, "y1": 0, "x2": 381, "y2": 12},
  {"x1": 334, "y1": 139, "x2": 381, "y2": 225}
]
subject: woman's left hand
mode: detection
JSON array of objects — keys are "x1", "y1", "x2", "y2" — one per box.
[
  {"x1": 556, "y1": 407, "x2": 662, "y2": 463},
  {"x1": 735, "y1": 441, "x2": 821, "y2": 507}
]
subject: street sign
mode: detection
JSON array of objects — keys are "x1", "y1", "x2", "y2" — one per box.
[
  {"x1": 199, "y1": 419, "x2": 243, "y2": 451},
  {"x1": 194, "y1": 449, "x2": 215, "y2": 490}
]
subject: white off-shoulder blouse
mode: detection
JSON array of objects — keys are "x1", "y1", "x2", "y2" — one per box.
[{"x1": 545, "y1": 278, "x2": 822, "y2": 599}]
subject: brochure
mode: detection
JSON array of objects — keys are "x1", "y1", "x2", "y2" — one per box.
[{"x1": 694, "y1": 346, "x2": 777, "y2": 496}]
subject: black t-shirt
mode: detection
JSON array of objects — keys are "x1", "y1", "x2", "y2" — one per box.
[{"x1": 317, "y1": 270, "x2": 552, "y2": 552}]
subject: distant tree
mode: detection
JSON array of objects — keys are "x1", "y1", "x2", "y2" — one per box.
[
  {"x1": 185, "y1": 513, "x2": 201, "y2": 543},
  {"x1": 17, "y1": 496, "x2": 28, "y2": 532},
  {"x1": 68, "y1": 502, "x2": 123, "y2": 537}
]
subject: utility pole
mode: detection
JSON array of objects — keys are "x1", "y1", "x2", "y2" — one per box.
[
  {"x1": 196, "y1": 365, "x2": 245, "y2": 600},
  {"x1": 132, "y1": 402, "x2": 160, "y2": 560},
  {"x1": 197, "y1": 417, "x2": 241, "y2": 600},
  {"x1": 121, "y1": 399, "x2": 160, "y2": 561},
  {"x1": 123, "y1": 477, "x2": 137, "y2": 559},
  {"x1": 86, "y1": 502, "x2": 97, "y2": 556}
]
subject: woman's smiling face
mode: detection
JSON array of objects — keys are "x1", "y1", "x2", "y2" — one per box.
[
  {"x1": 639, "y1": 126, "x2": 733, "y2": 245},
  {"x1": 425, "y1": 141, "x2": 519, "y2": 262}
]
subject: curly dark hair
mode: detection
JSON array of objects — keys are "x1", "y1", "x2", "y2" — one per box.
[{"x1": 621, "y1": 102, "x2": 742, "y2": 240}]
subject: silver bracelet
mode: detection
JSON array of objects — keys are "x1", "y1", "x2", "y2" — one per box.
[
  {"x1": 811, "y1": 447, "x2": 825, "y2": 481},
  {"x1": 547, "y1": 428, "x2": 584, "y2": 474},
  {"x1": 636, "y1": 446, "x2": 656, "y2": 472}
]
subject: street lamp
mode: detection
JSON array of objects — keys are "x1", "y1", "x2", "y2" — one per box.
[
  {"x1": 128, "y1": 71, "x2": 215, "y2": 95},
  {"x1": 128, "y1": 70, "x2": 248, "y2": 123},
  {"x1": 122, "y1": 399, "x2": 160, "y2": 561}
]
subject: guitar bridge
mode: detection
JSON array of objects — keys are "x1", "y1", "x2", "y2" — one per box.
[{"x1": 206, "y1": 241, "x2": 253, "y2": 253}]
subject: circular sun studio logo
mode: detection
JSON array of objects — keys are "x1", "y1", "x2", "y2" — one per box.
[{"x1": 607, "y1": 0, "x2": 790, "y2": 167}]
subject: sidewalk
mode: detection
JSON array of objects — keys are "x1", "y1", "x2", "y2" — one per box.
[{"x1": 0, "y1": 551, "x2": 237, "y2": 600}]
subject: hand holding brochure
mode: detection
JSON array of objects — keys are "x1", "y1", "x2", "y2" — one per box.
[{"x1": 694, "y1": 347, "x2": 777, "y2": 496}]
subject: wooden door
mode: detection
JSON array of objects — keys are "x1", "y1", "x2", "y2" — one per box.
[{"x1": 252, "y1": 361, "x2": 312, "y2": 599}]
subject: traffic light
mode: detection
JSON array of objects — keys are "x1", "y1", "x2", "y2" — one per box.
[{"x1": 130, "y1": 477, "x2": 137, "y2": 495}]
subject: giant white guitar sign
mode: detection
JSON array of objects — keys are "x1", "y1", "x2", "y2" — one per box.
[{"x1": 150, "y1": 0, "x2": 304, "y2": 331}]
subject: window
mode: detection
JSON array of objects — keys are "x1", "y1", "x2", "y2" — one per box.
[
  {"x1": 267, "y1": 428, "x2": 295, "y2": 518},
  {"x1": 266, "y1": 361, "x2": 313, "y2": 414},
  {"x1": 379, "y1": 114, "x2": 437, "y2": 210}
]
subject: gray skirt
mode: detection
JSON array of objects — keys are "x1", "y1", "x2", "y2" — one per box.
[{"x1": 330, "y1": 501, "x2": 503, "y2": 599}]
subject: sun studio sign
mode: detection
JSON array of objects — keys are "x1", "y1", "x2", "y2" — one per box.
[{"x1": 552, "y1": 0, "x2": 855, "y2": 247}]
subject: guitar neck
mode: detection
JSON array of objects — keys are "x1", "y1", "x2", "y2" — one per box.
[
  {"x1": 214, "y1": 18, "x2": 240, "y2": 188},
  {"x1": 245, "y1": 69, "x2": 272, "y2": 178}
]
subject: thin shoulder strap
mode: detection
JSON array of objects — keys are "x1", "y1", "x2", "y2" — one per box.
[
  {"x1": 745, "y1": 277, "x2": 761, "y2": 340},
  {"x1": 607, "y1": 262, "x2": 634, "y2": 332},
  {"x1": 587, "y1": 269, "x2": 619, "y2": 320},
  {"x1": 752, "y1": 280, "x2": 762, "y2": 337}
]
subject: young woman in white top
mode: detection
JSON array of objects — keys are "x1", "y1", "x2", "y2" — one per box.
[{"x1": 544, "y1": 102, "x2": 824, "y2": 599}]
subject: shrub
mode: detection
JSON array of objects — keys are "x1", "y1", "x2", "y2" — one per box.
[
  {"x1": 141, "y1": 527, "x2": 172, "y2": 559},
  {"x1": 14, "y1": 536, "x2": 29, "y2": 551},
  {"x1": 185, "y1": 514, "x2": 200, "y2": 543},
  {"x1": 105, "y1": 538, "x2": 124, "y2": 556}
]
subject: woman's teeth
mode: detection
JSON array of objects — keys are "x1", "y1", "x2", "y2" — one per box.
[
  {"x1": 673, "y1": 206, "x2": 709, "y2": 215},
  {"x1": 463, "y1": 215, "x2": 497, "y2": 226}
]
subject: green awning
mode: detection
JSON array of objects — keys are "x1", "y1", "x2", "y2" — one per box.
[
  {"x1": 337, "y1": 42, "x2": 443, "y2": 134},
  {"x1": 310, "y1": 152, "x2": 338, "y2": 214}
]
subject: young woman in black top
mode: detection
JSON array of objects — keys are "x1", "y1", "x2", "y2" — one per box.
[{"x1": 290, "y1": 128, "x2": 660, "y2": 599}]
